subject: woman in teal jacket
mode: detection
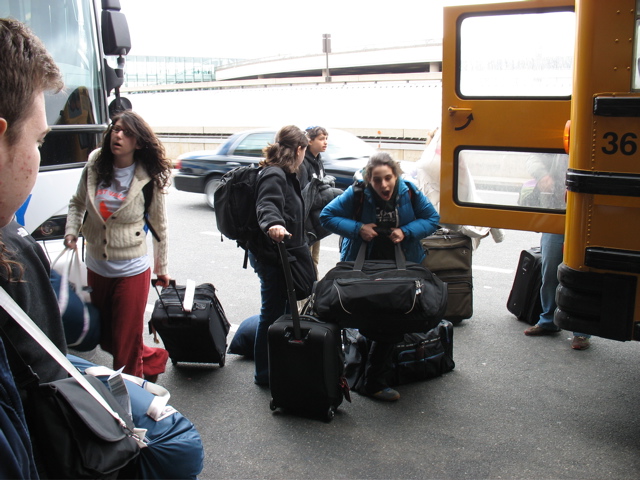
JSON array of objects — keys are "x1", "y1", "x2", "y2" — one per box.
[{"x1": 320, "y1": 152, "x2": 440, "y2": 401}]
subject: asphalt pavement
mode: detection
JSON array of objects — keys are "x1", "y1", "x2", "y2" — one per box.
[{"x1": 68, "y1": 187, "x2": 640, "y2": 480}]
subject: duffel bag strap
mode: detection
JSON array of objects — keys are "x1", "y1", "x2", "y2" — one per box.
[{"x1": 353, "y1": 242, "x2": 407, "y2": 271}]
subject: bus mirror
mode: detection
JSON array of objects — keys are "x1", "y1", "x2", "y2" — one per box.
[
  {"x1": 109, "y1": 97, "x2": 133, "y2": 119},
  {"x1": 104, "y1": 58, "x2": 124, "y2": 96},
  {"x1": 101, "y1": 0, "x2": 131, "y2": 56}
]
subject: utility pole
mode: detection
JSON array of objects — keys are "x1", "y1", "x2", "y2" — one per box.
[{"x1": 323, "y1": 33, "x2": 331, "y2": 82}]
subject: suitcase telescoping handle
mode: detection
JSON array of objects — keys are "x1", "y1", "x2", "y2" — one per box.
[
  {"x1": 276, "y1": 240, "x2": 302, "y2": 341},
  {"x1": 151, "y1": 279, "x2": 196, "y2": 313}
]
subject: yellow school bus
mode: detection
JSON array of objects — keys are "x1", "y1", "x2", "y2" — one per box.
[{"x1": 441, "y1": 0, "x2": 640, "y2": 341}]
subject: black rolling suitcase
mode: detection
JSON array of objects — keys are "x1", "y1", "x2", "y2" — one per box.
[
  {"x1": 268, "y1": 242, "x2": 349, "y2": 422},
  {"x1": 150, "y1": 280, "x2": 230, "y2": 367},
  {"x1": 421, "y1": 229, "x2": 473, "y2": 324},
  {"x1": 506, "y1": 248, "x2": 543, "y2": 325}
]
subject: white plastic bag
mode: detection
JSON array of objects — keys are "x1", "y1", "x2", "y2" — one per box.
[{"x1": 52, "y1": 247, "x2": 92, "y2": 304}]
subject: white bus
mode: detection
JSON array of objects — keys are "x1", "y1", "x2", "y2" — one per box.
[{"x1": 1, "y1": 0, "x2": 132, "y2": 240}]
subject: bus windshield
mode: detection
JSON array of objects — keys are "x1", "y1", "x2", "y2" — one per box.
[{"x1": 1, "y1": 0, "x2": 107, "y2": 168}]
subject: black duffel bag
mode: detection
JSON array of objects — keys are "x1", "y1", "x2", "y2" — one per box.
[{"x1": 311, "y1": 243, "x2": 448, "y2": 333}]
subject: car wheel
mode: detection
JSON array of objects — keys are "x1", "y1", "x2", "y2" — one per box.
[{"x1": 204, "y1": 176, "x2": 222, "y2": 209}]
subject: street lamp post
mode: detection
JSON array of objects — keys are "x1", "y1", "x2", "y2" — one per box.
[{"x1": 323, "y1": 33, "x2": 331, "y2": 82}]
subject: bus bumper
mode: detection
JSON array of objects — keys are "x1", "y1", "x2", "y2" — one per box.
[{"x1": 555, "y1": 263, "x2": 638, "y2": 341}]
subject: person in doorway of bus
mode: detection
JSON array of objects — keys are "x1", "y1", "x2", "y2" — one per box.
[
  {"x1": 64, "y1": 110, "x2": 173, "y2": 381},
  {"x1": 320, "y1": 152, "x2": 440, "y2": 401},
  {"x1": 243, "y1": 125, "x2": 314, "y2": 386},
  {"x1": 0, "y1": 18, "x2": 65, "y2": 478},
  {"x1": 524, "y1": 233, "x2": 591, "y2": 349},
  {"x1": 522, "y1": 153, "x2": 591, "y2": 349}
]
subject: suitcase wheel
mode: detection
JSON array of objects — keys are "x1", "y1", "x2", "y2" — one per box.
[
  {"x1": 218, "y1": 351, "x2": 226, "y2": 367},
  {"x1": 269, "y1": 399, "x2": 276, "y2": 411},
  {"x1": 325, "y1": 407, "x2": 335, "y2": 423}
]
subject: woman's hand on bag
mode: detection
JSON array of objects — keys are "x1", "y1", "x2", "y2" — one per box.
[
  {"x1": 359, "y1": 223, "x2": 378, "y2": 242},
  {"x1": 389, "y1": 228, "x2": 405, "y2": 244},
  {"x1": 63, "y1": 234, "x2": 78, "y2": 250},
  {"x1": 268, "y1": 225, "x2": 290, "y2": 243},
  {"x1": 154, "y1": 274, "x2": 171, "y2": 288}
]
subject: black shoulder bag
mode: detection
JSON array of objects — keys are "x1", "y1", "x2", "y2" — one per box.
[{"x1": 0, "y1": 287, "x2": 142, "y2": 479}]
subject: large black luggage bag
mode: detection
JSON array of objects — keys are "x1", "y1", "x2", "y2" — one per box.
[
  {"x1": 421, "y1": 229, "x2": 473, "y2": 324},
  {"x1": 268, "y1": 242, "x2": 349, "y2": 422},
  {"x1": 311, "y1": 243, "x2": 447, "y2": 334},
  {"x1": 343, "y1": 320, "x2": 455, "y2": 391},
  {"x1": 506, "y1": 248, "x2": 543, "y2": 325},
  {"x1": 150, "y1": 280, "x2": 230, "y2": 366}
]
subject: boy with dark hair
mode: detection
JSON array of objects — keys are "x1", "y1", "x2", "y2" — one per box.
[{"x1": 300, "y1": 126, "x2": 330, "y2": 267}]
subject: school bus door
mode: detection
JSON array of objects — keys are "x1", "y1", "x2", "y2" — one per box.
[
  {"x1": 440, "y1": 0, "x2": 574, "y2": 234},
  {"x1": 442, "y1": 0, "x2": 640, "y2": 342}
]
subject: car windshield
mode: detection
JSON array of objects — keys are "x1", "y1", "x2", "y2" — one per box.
[{"x1": 326, "y1": 129, "x2": 374, "y2": 160}]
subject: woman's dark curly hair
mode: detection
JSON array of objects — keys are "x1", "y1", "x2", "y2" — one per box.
[
  {"x1": 260, "y1": 125, "x2": 308, "y2": 173},
  {"x1": 94, "y1": 110, "x2": 172, "y2": 190}
]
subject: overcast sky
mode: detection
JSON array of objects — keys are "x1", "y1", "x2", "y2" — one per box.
[{"x1": 121, "y1": 0, "x2": 512, "y2": 60}]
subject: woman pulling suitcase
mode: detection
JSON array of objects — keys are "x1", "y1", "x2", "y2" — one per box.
[
  {"x1": 64, "y1": 110, "x2": 172, "y2": 381},
  {"x1": 320, "y1": 152, "x2": 440, "y2": 401},
  {"x1": 239, "y1": 125, "x2": 315, "y2": 386}
]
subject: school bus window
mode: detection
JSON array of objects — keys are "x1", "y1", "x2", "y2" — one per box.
[
  {"x1": 633, "y1": 4, "x2": 640, "y2": 90},
  {"x1": 459, "y1": 11, "x2": 574, "y2": 98},
  {"x1": 456, "y1": 149, "x2": 567, "y2": 211}
]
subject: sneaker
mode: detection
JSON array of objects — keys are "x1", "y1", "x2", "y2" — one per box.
[
  {"x1": 571, "y1": 336, "x2": 591, "y2": 350},
  {"x1": 370, "y1": 387, "x2": 400, "y2": 402},
  {"x1": 524, "y1": 324, "x2": 560, "y2": 336}
]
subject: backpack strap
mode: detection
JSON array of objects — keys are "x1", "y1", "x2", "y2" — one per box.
[
  {"x1": 142, "y1": 181, "x2": 160, "y2": 242},
  {"x1": 352, "y1": 180, "x2": 366, "y2": 221}
]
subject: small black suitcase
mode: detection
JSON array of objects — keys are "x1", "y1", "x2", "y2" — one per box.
[
  {"x1": 150, "y1": 280, "x2": 230, "y2": 367},
  {"x1": 507, "y1": 248, "x2": 543, "y2": 325},
  {"x1": 268, "y1": 242, "x2": 349, "y2": 422}
]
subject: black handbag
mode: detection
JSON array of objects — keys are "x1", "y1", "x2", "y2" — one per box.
[
  {"x1": 311, "y1": 243, "x2": 448, "y2": 333},
  {"x1": 27, "y1": 375, "x2": 140, "y2": 479},
  {"x1": 0, "y1": 287, "x2": 142, "y2": 479},
  {"x1": 280, "y1": 244, "x2": 317, "y2": 300}
]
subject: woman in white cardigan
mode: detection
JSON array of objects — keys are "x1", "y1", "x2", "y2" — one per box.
[{"x1": 64, "y1": 110, "x2": 172, "y2": 381}]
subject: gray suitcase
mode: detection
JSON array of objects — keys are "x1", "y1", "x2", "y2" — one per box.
[{"x1": 421, "y1": 229, "x2": 473, "y2": 324}]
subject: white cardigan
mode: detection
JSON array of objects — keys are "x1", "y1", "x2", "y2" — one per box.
[{"x1": 65, "y1": 149, "x2": 169, "y2": 276}]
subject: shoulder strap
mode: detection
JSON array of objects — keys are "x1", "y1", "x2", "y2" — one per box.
[
  {"x1": 142, "y1": 181, "x2": 160, "y2": 242},
  {"x1": 0, "y1": 287, "x2": 143, "y2": 443},
  {"x1": 352, "y1": 180, "x2": 366, "y2": 221}
]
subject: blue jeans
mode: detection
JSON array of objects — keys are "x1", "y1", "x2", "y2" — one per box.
[
  {"x1": 249, "y1": 252, "x2": 288, "y2": 385},
  {"x1": 537, "y1": 233, "x2": 590, "y2": 338}
]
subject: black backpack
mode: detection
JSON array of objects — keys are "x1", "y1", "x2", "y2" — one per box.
[{"x1": 214, "y1": 165, "x2": 263, "y2": 259}]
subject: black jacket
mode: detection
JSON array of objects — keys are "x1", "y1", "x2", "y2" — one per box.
[
  {"x1": 298, "y1": 150, "x2": 325, "y2": 189},
  {"x1": 249, "y1": 166, "x2": 305, "y2": 264},
  {"x1": 0, "y1": 221, "x2": 68, "y2": 385}
]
